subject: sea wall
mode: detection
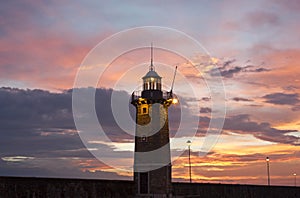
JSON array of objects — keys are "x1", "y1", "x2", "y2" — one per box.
[
  {"x1": 0, "y1": 176, "x2": 299, "y2": 198},
  {"x1": 0, "y1": 177, "x2": 134, "y2": 198},
  {"x1": 172, "y1": 182, "x2": 300, "y2": 198}
]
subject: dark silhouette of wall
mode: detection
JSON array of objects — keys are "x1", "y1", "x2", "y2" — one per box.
[
  {"x1": 172, "y1": 182, "x2": 300, "y2": 198},
  {"x1": 0, "y1": 177, "x2": 133, "y2": 198},
  {"x1": 0, "y1": 176, "x2": 299, "y2": 198}
]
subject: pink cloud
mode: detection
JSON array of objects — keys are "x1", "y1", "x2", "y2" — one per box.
[{"x1": 0, "y1": 25, "x2": 113, "y2": 90}]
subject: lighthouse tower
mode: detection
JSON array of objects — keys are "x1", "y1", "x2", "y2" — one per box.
[{"x1": 131, "y1": 46, "x2": 175, "y2": 197}]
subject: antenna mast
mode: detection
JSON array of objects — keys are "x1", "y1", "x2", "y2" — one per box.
[
  {"x1": 170, "y1": 66, "x2": 178, "y2": 96},
  {"x1": 150, "y1": 43, "x2": 154, "y2": 71}
]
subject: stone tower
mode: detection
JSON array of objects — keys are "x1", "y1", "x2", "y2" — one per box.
[{"x1": 131, "y1": 46, "x2": 175, "y2": 197}]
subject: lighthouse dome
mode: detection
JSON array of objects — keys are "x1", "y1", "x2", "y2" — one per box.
[{"x1": 143, "y1": 70, "x2": 161, "y2": 79}]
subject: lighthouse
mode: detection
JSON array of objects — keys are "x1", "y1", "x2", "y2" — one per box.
[{"x1": 131, "y1": 46, "x2": 176, "y2": 197}]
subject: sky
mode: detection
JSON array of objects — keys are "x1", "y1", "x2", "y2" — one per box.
[{"x1": 0, "y1": 0, "x2": 300, "y2": 186}]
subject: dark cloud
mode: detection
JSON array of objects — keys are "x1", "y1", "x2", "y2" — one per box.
[
  {"x1": 220, "y1": 66, "x2": 243, "y2": 78},
  {"x1": 0, "y1": 157, "x2": 130, "y2": 180},
  {"x1": 201, "y1": 97, "x2": 211, "y2": 102},
  {"x1": 222, "y1": 114, "x2": 299, "y2": 145},
  {"x1": 200, "y1": 107, "x2": 212, "y2": 113},
  {"x1": 232, "y1": 97, "x2": 253, "y2": 102},
  {"x1": 0, "y1": 158, "x2": 57, "y2": 178},
  {"x1": 222, "y1": 59, "x2": 236, "y2": 68},
  {"x1": 196, "y1": 114, "x2": 299, "y2": 145},
  {"x1": 0, "y1": 87, "x2": 137, "y2": 178},
  {"x1": 0, "y1": 88, "x2": 73, "y2": 128},
  {"x1": 247, "y1": 104, "x2": 263, "y2": 107},
  {"x1": 209, "y1": 59, "x2": 270, "y2": 78},
  {"x1": 262, "y1": 93, "x2": 300, "y2": 105},
  {"x1": 0, "y1": 87, "x2": 133, "y2": 141},
  {"x1": 250, "y1": 68, "x2": 270, "y2": 72}
]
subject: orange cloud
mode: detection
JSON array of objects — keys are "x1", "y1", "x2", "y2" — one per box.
[{"x1": 168, "y1": 130, "x2": 300, "y2": 186}]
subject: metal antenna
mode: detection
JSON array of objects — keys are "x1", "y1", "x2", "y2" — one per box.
[
  {"x1": 150, "y1": 43, "x2": 154, "y2": 71},
  {"x1": 170, "y1": 65, "x2": 178, "y2": 96}
]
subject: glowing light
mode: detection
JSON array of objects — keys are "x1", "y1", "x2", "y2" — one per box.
[
  {"x1": 87, "y1": 148, "x2": 98, "y2": 151},
  {"x1": 172, "y1": 98, "x2": 178, "y2": 104},
  {"x1": 211, "y1": 57, "x2": 219, "y2": 64},
  {"x1": 186, "y1": 140, "x2": 192, "y2": 146}
]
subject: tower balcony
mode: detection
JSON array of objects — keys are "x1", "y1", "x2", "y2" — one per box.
[{"x1": 131, "y1": 90, "x2": 174, "y2": 105}]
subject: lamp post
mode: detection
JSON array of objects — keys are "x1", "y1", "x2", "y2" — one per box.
[
  {"x1": 187, "y1": 140, "x2": 192, "y2": 183},
  {"x1": 293, "y1": 173, "x2": 297, "y2": 187},
  {"x1": 266, "y1": 157, "x2": 270, "y2": 186}
]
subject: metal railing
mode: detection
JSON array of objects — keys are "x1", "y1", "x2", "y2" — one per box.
[{"x1": 131, "y1": 90, "x2": 173, "y2": 102}]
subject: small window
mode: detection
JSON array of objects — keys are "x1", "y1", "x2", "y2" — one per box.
[
  {"x1": 140, "y1": 104, "x2": 148, "y2": 115},
  {"x1": 142, "y1": 107, "x2": 147, "y2": 114}
]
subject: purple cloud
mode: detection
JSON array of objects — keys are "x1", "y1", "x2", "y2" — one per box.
[
  {"x1": 200, "y1": 107, "x2": 212, "y2": 113},
  {"x1": 232, "y1": 97, "x2": 253, "y2": 102},
  {"x1": 210, "y1": 62, "x2": 270, "y2": 78},
  {"x1": 262, "y1": 93, "x2": 300, "y2": 105},
  {"x1": 222, "y1": 114, "x2": 299, "y2": 145},
  {"x1": 0, "y1": 87, "x2": 137, "y2": 179}
]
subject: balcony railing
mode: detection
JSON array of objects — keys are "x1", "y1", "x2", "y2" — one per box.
[{"x1": 131, "y1": 90, "x2": 173, "y2": 103}]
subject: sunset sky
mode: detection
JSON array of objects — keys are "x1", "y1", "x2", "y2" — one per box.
[{"x1": 1, "y1": 0, "x2": 300, "y2": 186}]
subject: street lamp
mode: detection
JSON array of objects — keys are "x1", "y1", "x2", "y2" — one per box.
[
  {"x1": 266, "y1": 157, "x2": 270, "y2": 186},
  {"x1": 293, "y1": 173, "x2": 297, "y2": 187},
  {"x1": 187, "y1": 140, "x2": 192, "y2": 183}
]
